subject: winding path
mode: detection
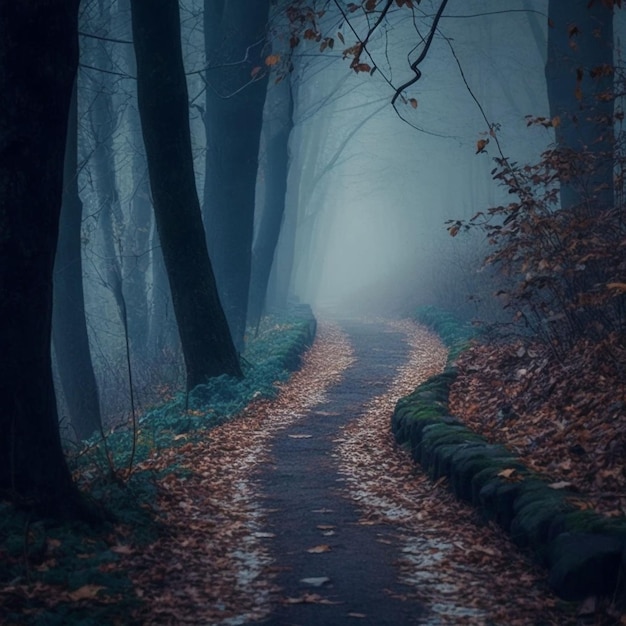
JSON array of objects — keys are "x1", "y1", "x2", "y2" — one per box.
[
  {"x1": 258, "y1": 321, "x2": 429, "y2": 625},
  {"x1": 126, "y1": 318, "x2": 576, "y2": 625}
]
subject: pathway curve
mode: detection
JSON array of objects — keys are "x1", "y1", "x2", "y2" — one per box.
[
  {"x1": 124, "y1": 318, "x2": 577, "y2": 625},
  {"x1": 257, "y1": 320, "x2": 431, "y2": 625},
  {"x1": 252, "y1": 319, "x2": 576, "y2": 626}
]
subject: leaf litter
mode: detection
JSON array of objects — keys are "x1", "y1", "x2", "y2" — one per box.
[
  {"x1": 4, "y1": 319, "x2": 614, "y2": 624},
  {"x1": 335, "y1": 319, "x2": 583, "y2": 625}
]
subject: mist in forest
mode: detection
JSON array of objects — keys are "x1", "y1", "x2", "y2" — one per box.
[
  {"x1": 23, "y1": 0, "x2": 622, "y2": 438},
  {"x1": 267, "y1": 1, "x2": 553, "y2": 317}
]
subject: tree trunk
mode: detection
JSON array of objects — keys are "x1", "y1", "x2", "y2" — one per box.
[
  {"x1": 546, "y1": 0, "x2": 614, "y2": 211},
  {"x1": 248, "y1": 78, "x2": 294, "y2": 330},
  {"x1": 203, "y1": 0, "x2": 271, "y2": 349},
  {"x1": 53, "y1": 79, "x2": 102, "y2": 441},
  {"x1": 130, "y1": 0, "x2": 241, "y2": 389},
  {"x1": 0, "y1": 1, "x2": 90, "y2": 517}
]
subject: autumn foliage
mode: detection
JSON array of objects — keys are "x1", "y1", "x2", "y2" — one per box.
[{"x1": 450, "y1": 108, "x2": 626, "y2": 359}]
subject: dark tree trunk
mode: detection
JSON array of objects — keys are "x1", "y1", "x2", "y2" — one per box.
[
  {"x1": 203, "y1": 0, "x2": 271, "y2": 349},
  {"x1": 130, "y1": 0, "x2": 241, "y2": 389},
  {"x1": 53, "y1": 80, "x2": 102, "y2": 441},
  {"x1": 546, "y1": 0, "x2": 614, "y2": 211},
  {"x1": 248, "y1": 79, "x2": 294, "y2": 330},
  {"x1": 0, "y1": 1, "x2": 89, "y2": 517}
]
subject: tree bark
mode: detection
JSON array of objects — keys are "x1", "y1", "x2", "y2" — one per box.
[
  {"x1": 0, "y1": 1, "x2": 89, "y2": 517},
  {"x1": 53, "y1": 80, "x2": 102, "y2": 441},
  {"x1": 248, "y1": 78, "x2": 294, "y2": 330},
  {"x1": 130, "y1": 0, "x2": 241, "y2": 389},
  {"x1": 203, "y1": 0, "x2": 271, "y2": 349},
  {"x1": 546, "y1": 0, "x2": 614, "y2": 211}
]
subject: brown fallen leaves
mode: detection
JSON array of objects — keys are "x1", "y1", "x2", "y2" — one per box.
[
  {"x1": 119, "y1": 322, "x2": 355, "y2": 625},
  {"x1": 336, "y1": 320, "x2": 580, "y2": 625},
  {"x1": 449, "y1": 336, "x2": 626, "y2": 517}
]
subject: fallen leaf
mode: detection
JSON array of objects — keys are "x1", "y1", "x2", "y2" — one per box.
[
  {"x1": 549, "y1": 481, "x2": 573, "y2": 490},
  {"x1": 497, "y1": 468, "x2": 517, "y2": 479},
  {"x1": 307, "y1": 544, "x2": 332, "y2": 553},
  {"x1": 67, "y1": 585, "x2": 106, "y2": 601},
  {"x1": 283, "y1": 593, "x2": 341, "y2": 605}
]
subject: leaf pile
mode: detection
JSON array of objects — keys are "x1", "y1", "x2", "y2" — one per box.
[
  {"x1": 449, "y1": 336, "x2": 626, "y2": 518},
  {"x1": 336, "y1": 320, "x2": 582, "y2": 625}
]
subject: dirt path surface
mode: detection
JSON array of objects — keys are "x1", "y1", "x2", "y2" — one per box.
[{"x1": 257, "y1": 321, "x2": 427, "y2": 625}]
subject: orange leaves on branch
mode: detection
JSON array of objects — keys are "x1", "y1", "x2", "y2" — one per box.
[
  {"x1": 343, "y1": 42, "x2": 362, "y2": 60},
  {"x1": 408, "y1": 98, "x2": 418, "y2": 109},
  {"x1": 475, "y1": 138, "x2": 489, "y2": 154},
  {"x1": 524, "y1": 115, "x2": 560, "y2": 128},
  {"x1": 303, "y1": 28, "x2": 320, "y2": 41},
  {"x1": 265, "y1": 54, "x2": 280, "y2": 66},
  {"x1": 365, "y1": 0, "x2": 378, "y2": 11},
  {"x1": 320, "y1": 37, "x2": 334, "y2": 52}
]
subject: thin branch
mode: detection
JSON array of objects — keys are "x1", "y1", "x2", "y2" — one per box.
[
  {"x1": 391, "y1": 0, "x2": 449, "y2": 106},
  {"x1": 79, "y1": 30, "x2": 133, "y2": 45}
]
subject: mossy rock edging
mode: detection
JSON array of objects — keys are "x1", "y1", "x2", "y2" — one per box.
[{"x1": 391, "y1": 368, "x2": 626, "y2": 602}]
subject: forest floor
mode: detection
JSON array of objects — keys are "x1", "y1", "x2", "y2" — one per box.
[
  {"x1": 2, "y1": 318, "x2": 622, "y2": 624},
  {"x1": 449, "y1": 335, "x2": 626, "y2": 521}
]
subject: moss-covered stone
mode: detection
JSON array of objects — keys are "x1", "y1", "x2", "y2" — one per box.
[
  {"x1": 448, "y1": 445, "x2": 517, "y2": 502},
  {"x1": 548, "y1": 533, "x2": 626, "y2": 601},
  {"x1": 510, "y1": 495, "x2": 576, "y2": 561}
]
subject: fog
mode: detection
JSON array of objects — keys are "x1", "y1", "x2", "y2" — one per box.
[
  {"x1": 269, "y1": 0, "x2": 552, "y2": 316},
  {"x1": 43, "y1": 0, "x2": 624, "y2": 435}
]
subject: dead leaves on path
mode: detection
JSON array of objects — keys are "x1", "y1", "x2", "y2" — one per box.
[
  {"x1": 306, "y1": 544, "x2": 332, "y2": 553},
  {"x1": 120, "y1": 323, "x2": 354, "y2": 625},
  {"x1": 336, "y1": 320, "x2": 579, "y2": 625}
]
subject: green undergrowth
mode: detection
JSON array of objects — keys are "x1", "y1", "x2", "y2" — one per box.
[
  {"x1": 69, "y1": 306, "x2": 316, "y2": 475},
  {"x1": 0, "y1": 307, "x2": 316, "y2": 625}
]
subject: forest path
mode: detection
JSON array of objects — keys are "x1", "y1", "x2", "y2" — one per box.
[
  {"x1": 256, "y1": 320, "x2": 429, "y2": 625},
  {"x1": 252, "y1": 319, "x2": 577, "y2": 626},
  {"x1": 124, "y1": 319, "x2": 577, "y2": 626}
]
